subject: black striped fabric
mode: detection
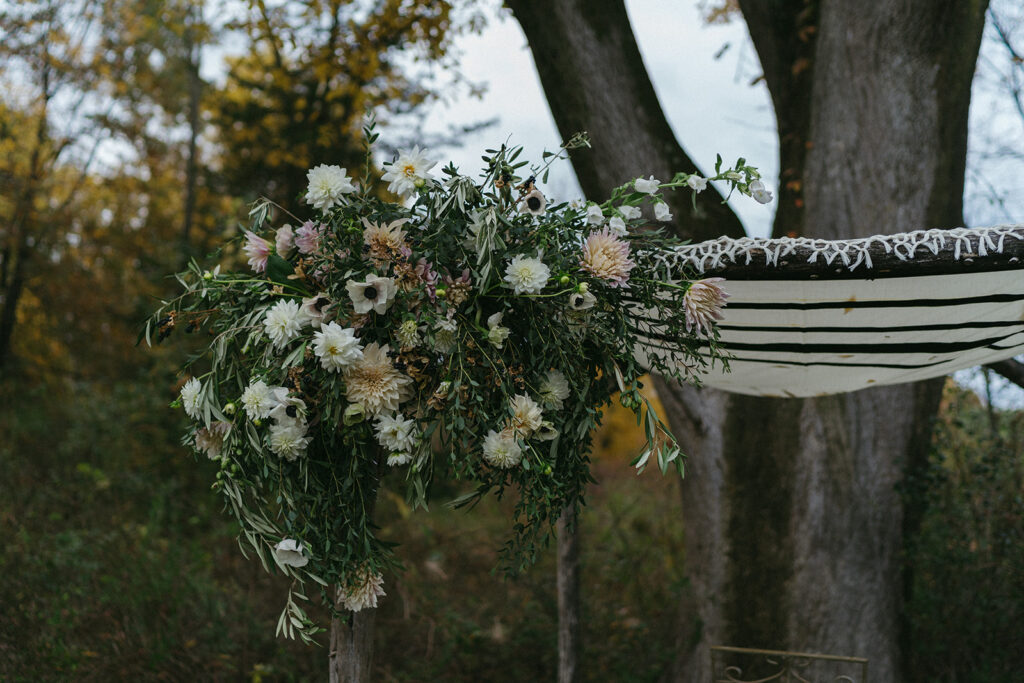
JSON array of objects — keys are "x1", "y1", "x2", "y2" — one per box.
[{"x1": 633, "y1": 226, "x2": 1024, "y2": 397}]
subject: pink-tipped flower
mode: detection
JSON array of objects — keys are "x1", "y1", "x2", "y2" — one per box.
[
  {"x1": 579, "y1": 227, "x2": 635, "y2": 288},
  {"x1": 683, "y1": 277, "x2": 729, "y2": 336},
  {"x1": 295, "y1": 221, "x2": 324, "y2": 255},
  {"x1": 415, "y1": 258, "x2": 439, "y2": 301},
  {"x1": 243, "y1": 231, "x2": 271, "y2": 273},
  {"x1": 276, "y1": 224, "x2": 295, "y2": 258}
]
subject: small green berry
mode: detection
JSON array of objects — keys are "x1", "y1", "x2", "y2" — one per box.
[
  {"x1": 436, "y1": 287, "x2": 447, "y2": 298},
  {"x1": 559, "y1": 275, "x2": 571, "y2": 285},
  {"x1": 578, "y1": 282, "x2": 589, "y2": 294}
]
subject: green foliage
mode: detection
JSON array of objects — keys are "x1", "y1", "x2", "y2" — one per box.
[
  {"x1": 904, "y1": 381, "x2": 1024, "y2": 682},
  {"x1": 146, "y1": 129, "x2": 752, "y2": 639}
]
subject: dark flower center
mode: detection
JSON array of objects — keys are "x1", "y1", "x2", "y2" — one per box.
[
  {"x1": 286, "y1": 405, "x2": 298, "y2": 418},
  {"x1": 363, "y1": 286, "x2": 378, "y2": 300},
  {"x1": 314, "y1": 297, "x2": 329, "y2": 311},
  {"x1": 527, "y1": 196, "x2": 542, "y2": 211}
]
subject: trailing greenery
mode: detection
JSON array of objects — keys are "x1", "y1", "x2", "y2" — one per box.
[{"x1": 144, "y1": 125, "x2": 761, "y2": 637}]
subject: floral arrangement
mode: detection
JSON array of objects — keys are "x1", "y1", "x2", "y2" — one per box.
[{"x1": 146, "y1": 123, "x2": 768, "y2": 640}]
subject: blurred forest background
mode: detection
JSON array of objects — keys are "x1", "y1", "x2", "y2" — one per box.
[{"x1": 1, "y1": 0, "x2": 1023, "y2": 681}]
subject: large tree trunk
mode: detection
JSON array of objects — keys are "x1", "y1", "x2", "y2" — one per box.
[
  {"x1": 329, "y1": 605, "x2": 375, "y2": 683},
  {"x1": 509, "y1": 1, "x2": 987, "y2": 681}
]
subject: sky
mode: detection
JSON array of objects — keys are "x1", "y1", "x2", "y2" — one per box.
[{"x1": 414, "y1": 1, "x2": 778, "y2": 237}]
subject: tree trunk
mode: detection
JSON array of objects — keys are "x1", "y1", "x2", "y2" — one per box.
[
  {"x1": 557, "y1": 505, "x2": 580, "y2": 683},
  {"x1": 329, "y1": 604, "x2": 376, "y2": 683},
  {"x1": 510, "y1": 1, "x2": 988, "y2": 681}
]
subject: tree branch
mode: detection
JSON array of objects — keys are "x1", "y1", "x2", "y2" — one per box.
[{"x1": 986, "y1": 357, "x2": 1024, "y2": 390}]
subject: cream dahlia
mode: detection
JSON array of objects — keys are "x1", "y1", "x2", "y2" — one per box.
[
  {"x1": 580, "y1": 228, "x2": 635, "y2": 288},
  {"x1": 339, "y1": 568, "x2": 386, "y2": 612},
  {"x1": 509, "y1": 394, "x2": 544, "y2": 437},
  {"x1": 362, "y1": 217, "x2": 410, "y2": 264},
  {"x1": 344, "y1": 343, "x2": 413, "y2": 416}
]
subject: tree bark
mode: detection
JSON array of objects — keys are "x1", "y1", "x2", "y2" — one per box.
[
  {"x1": 329, "y1": 605, "x2": 376, "y2": 683},
  {"x1": 557, "y1": 505, "x2": 581, "y2": 683},
  {"x1": 510, "y1": 2, "x2": 988, "y2": 681}
]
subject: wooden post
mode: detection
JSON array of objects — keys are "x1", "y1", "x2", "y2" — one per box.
[
  {"x1": 329, "y1": 600, "x2": 376, "y2": 683},
  {"x1": 557, "y1": 504, "x2": 580, "y2": 683}
]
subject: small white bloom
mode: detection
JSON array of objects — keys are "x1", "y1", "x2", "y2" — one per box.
[
  {"x1": 346, "y1": 275, "x2": 397, "y2": 315},
  {"x1": 396, "y1": 319, "x2": 421, "y2": 348},
  {"x1": 274, "y1": 539, "x2": 309, "y2": 568},
  {"x1": 749, "y1": 179, "x2": 774, "y2": 204},
  {"x1": 488, "y1": 325, "x2": 510, "y2": 349},
  {"x1": 535, "y1": 421, "x2": 559, "y2": 441},
  {"x1": 619, "y1": 205, "x2": 641, "y2": 220},
  {"x1": 180, "y1": 377, "x2": 203, "y2": 420},
  {"x1": 487, "y1": 311, "x2": 504, "y2": 328},
  {"x1": 634, "y1": 175, "x2": 660, "y2": 194},
  {"x1": 686, "y1": 175, "x2": 708, "y2": 193},
  {"x1": 375, "y1": 413, "x2": 417, "y2": 453},
  {"x1": 313, "y1": 322, "x2": 364, "y2": 372},
  {"x1": 343, "y1": 402, "x2": 366, "y2": 425},
  {"x1": 504, "y1": 254, "x2": 550, "y2": 295},
  {"x1": 538, "y1": 369, "x2": 570, "y2": 410},
  {"x1": 241, "y1": 380, "x2": 276, "y2": 420},
  {"x1": 305, "y1": 164, "x2": 356, "y2": 211},
  {"x1": 519, "y1": 188, "x2": 547, "y2": 216},
  {"x1": 381, "y1": 146, "x2": 436, "y2": 198},
  {"x1": 301, "y1": 293, "x2": 332, "y2": 329},
  {"x1": 482, "y1": 429, "x2": 523, "y2": 469},
  {"x1": 568, "y1": 290, "x2": 597, "y2": 311},
  {"x1": 607, "y1": 216, "x2": 628, "y2": 236},
  {"x1": 585, "y1": 203, "x2": 604, "y2": 225},
  {"x1": 387, "y1": 452, "x2": 412, "y2": 467},
  {"x1": 654, "y1": 202, "x2": 673, "y2": 222},
  {"x1": 268, "y1": 387, "x2": 307, "y2": 425},
  {"x1": 268, "y1": 421, "x2": 310, "y2": 461},
  {"x1": 724, "y1": 171, "x2": 743, "y2": 181},
  {"x1": 264, "y1": 299, "x2": 306, "y2": 349}
]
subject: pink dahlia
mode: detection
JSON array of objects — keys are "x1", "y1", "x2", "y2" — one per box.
[
  {"x1": 683, "y1": 277, "x2": 729, "y2": 336},
  {"x1": 295, "y1": 221, "x2": 324, "y2": 255},
  {"x1": 579, "y1": 228, "x2": 635, "y2": 288},
  {"x1": 243, "y1": 231, "x2": 271, "y2": 273}
]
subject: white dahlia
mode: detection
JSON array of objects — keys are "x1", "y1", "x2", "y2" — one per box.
[
  {"x1": 264, "y1": 299, "x2": 306, "y2": 348},
  {"x1": 241, "y1": 380, "x2": 276, "y2": 420},
  {"x1": 305, "y1": 164, "x2": 356, "y2": 211},
  {"x1": 503, "y1": 254, "x2": 550, "y2": 295},
  {"x1": 538, "y1": 369, "x2": 570, "y2": 410},
  {"x1": 313, "y1": 322, "x2": 364, "y2": 372},
  {"x1": 482, "y1": 429, "x2": 522, "y2": 469},
  {"x1": 268, "y1": 421, "x2": 310, "y2": 461},
  {"x1": 344, "y1": 343, "x2": 413, "y2": 416},
  {"x1": 381, "y1": 146, "x2": 436, "y2": 198},
  {"x1": 374, "y1": 413, "x2": 417, "y2": 453},
  {"x1": 180, "y1": 377, "x2": 203, "y2": 420}
]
